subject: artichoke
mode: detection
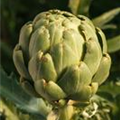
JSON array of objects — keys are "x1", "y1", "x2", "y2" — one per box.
[{"x1": 13, "y1": 10, "x2": 111, "y2": 105}]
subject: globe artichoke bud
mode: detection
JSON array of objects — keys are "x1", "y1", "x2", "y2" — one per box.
[{"x1": 13, "y1": 10, "x2": 111, "y2": 106}]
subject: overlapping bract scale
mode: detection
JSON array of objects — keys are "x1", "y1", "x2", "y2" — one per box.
[{"x1": 13, "y1": 10, "x2": 111, "y2": 103}]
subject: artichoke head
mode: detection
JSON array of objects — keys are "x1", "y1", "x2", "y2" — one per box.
[{"x1": 13, "y1": 10, "x2": 111, "y2": 105}]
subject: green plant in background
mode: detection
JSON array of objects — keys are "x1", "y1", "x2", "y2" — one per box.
[{"x1": 1, "y1": 0, "x2": 120, "y2": 120}]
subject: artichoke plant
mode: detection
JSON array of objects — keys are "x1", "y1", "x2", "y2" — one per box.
[{"x1": 13, "y1": 10, "x2": 111, "y2": 119}]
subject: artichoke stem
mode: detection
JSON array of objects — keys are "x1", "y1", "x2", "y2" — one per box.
[{"x1": 58, "y1": 105, "x2": 74, "y2": 120}]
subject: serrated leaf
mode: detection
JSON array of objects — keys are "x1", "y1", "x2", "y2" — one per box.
[
  {"x1": 90, "y1": 95, "x2": 118, "y2": 120},
  {"x1": 0, "y1": 65, "x2": 52, "y2": 119},
  {"x1": 69, "y1": 0, "x2": 92, "y2": 16},
  {"x1": 107, "y1": 35, "x2": 120, "y2": 53},
  {"x1": 75, "y1": 95, "x2": 114, "y2": 120},
  {"x1": 92, "y1": 7, "x2": 120, "y2": 28}
]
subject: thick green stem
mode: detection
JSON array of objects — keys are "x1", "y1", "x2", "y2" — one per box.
[
  {"x1": 58, "y1": 105, "x2": 74, "y2": 120},
  {"x1": 47, "y1": 105, "x2": 74, "y2": 120}
]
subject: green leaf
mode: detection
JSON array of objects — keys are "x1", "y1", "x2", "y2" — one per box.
[
  {"x1": 101, "y1": 24, "x2": 117, "y2": 30},
  {"x1": 73, "y1": 95, "x2": 114, "y2": 120},
  {"x1": 0, "y1": 99, "x2": 21, "y2": 120},
  {"x1": 0, "y1": 65, "x2": 52, "y2": 119},
  {"x1": 69, "y1": 0, "x2": 92, "y2": 16},
  {"x1": 92, "y1": 7, "x2": 120, "y2": 28},
  {"x1": 1, "y1": 98, "x2": 52, "y2": 120},
  {"x1": 98, "y1": 81, "x2": 120, "y2": 98},
  {"x1": 90, "y1": 95, "x2": 117, "y2": 120},
  {"x1": 107, "y1": 35, "x2": 120, "y2": 53}
]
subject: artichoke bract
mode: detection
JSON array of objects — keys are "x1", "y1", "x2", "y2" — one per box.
[{"x1": 13, "y1": 10, "x2": 111, "y2": 104}]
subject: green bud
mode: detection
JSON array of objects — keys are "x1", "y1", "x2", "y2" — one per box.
[{"x1": 13, "y1": 9, "x2": 111, "y2": 106}]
